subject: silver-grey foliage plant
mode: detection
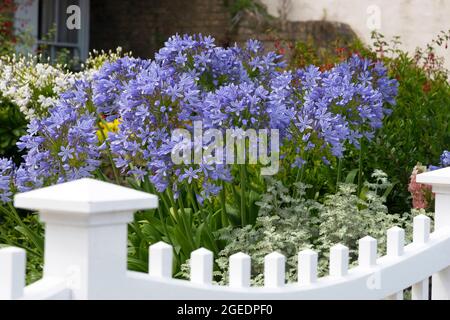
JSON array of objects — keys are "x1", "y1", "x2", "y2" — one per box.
[{"x1": 181, "y1": 170, "x2": 430, "y2": 286}]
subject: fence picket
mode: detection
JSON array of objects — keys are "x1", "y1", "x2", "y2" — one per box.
[
  {"x1": 264, "y1": 252, "x2": 285, "y2": 288},
  {"x1": 358, "y1": 236, "x2": 377, "y2": 268},
  {"x1": 387, "y1": 227, "x2": 405, "y2": 257},
  {"x1": 412, "y1": 278, "x2": 429, "y2": 300},
  {"x1": 385, "y1": 227, "x2": 406, "y2": 300},
  {"x1": 229, "y1": 252, "x2": 251, "y2": 288},
  {"x1": 149, "y1": 241, "x2": 173, "y2": 278},
  {"x1": 386, "y1": 291, "x2": 404, "y2": 300},
  {"x1": 330, "y1": 244, "x2": 349, "y2": 277},
  {"x1": 0, "y1": 247, "x2": 26, "y2": 300},
  {"x1": 411, "y1": 215, "x2": 431, "y2": 300},
  {"x1": 417, "y1": 167, "x2": 450, "y2": 299},
  {"x1": 413, "y1": 215, "x2": 431, "y2": 244},
  {"x1": 6, "y1": 172, "x2": 450, "y2": 300},
  {"x1": 190, "y1": 248, "x2": 213, "y2": 285},
  {"x1": 298, "y1": 249, "x2": 318, "y2": 285}
]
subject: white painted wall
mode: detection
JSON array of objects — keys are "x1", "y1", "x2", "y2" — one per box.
[
  {"x1": 262, "y1": 0, "x2": 450, "y2": 69},
  {"x1": 14, "y1": 0, "x2": 39, "y2": 53}
]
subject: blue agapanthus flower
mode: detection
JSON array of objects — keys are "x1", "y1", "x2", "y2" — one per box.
[
  {"x1": 0, "y1": 158, "x2": 14, "y2": 203},
  {"x1": 441, "y1": 150, "x2": 450, "y2": 167},
  {"x1": 3, "y1": 35, "x2": 398, "y2": 203},
  {"x1": 289, "y1": 55, "x2": 398, "y2": 163},
  {"x1": 155, "y1": 34, "x2": 285, "y2": 88},
  {"x1": 16, "y1": 80, "x2": 102, "y2": 190}
]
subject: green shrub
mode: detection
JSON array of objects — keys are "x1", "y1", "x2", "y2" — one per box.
[
  {"x1": 0, "y1": 204, "x2": 44, "y2": 284},
  {"x1": 0, "y1": 100, "x2": 27, "y2": 162},
  {"x1": 205, "y1": 172, "x2": 426, "y2": 285}
]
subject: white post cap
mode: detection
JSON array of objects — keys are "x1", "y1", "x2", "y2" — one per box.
[
  {"x1": 417, "y1": 167, "x2": 450, "y2": 191},
  {"x1": 14, "y1": 178, "x2": 158, "y2": 225}
]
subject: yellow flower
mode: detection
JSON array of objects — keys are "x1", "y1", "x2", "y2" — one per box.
[{"x1": 97, "y1": 119, "x2": 121, "y2": 142}]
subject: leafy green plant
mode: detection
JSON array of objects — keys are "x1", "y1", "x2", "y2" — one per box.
[
  {"x1": 0, "y1": 0, "x2": 17, "y2": 56},
  {"x1": 289, "y1": 37, "x2": 373, "y2": 71},
  {"x1": 185, "y1": 171, "x2": 426, "y2": 286},
  {"x1": 0, "y1": 204, "x2": 44, "y2": 284},
  {"x1": 368, "y1": 32, "x2": 450, "y2": 213},
  {"x1": 0, "y1": 100, "x2": 27, "y2": 162},
  {"x1": 126, "y1": 177, "x2": 225, "y2": 274},
  {"x1": 224, "y1": 0, "x2": 270, "y2": 28}
]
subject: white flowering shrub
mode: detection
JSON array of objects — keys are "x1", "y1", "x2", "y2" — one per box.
[
  {"x1": 82, "y1": 47, "x2": 129, "y2": 71},
  {"x1": 0, "y1": 49, "x2": 130, "y2": 161},
  {"x1": 0, "y1": 55, "x2": 79, "y2": 120},
  {"x1": 0, "y1": 48, "x2": 129, "y2": 121},
  {"x1": 179, "y1": 171, "x2": 430, "y2": 285}
]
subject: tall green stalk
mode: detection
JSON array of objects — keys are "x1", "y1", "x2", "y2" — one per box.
[
  {"x1": 191, "y1": 184, "x2": 219, "y2": 254},
  {"x1": 357, "y1": 139, "x2": 364, "y2": 194},
  {"x1": 97, "y1": 117, "x2": 121, "y2": 185},
  {"x1": 220, "y1": 181, "x2": 228, "y2": 227},
  {"x1": 336, "y1": 157, "x2": 343, "y2": 188},
  {"x1": 239, "y1": 165, "x2": 247, "y2": 226},
  {"x1": 176, "y1": 196, "x2": 196, "y2": 251}
]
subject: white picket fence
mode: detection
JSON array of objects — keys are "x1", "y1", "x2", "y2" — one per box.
[{"x1": 1, "y1": 167, "x2": 450, "y2": 300}]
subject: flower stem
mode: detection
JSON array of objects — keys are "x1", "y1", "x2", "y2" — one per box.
[
  {"x1": 191, "y1": 184, "x2": 219, "y2": 254},
  {"x1": 186, "y1": 183, "x2": 199, "y2": 213},
  {"x1": 358, "y1": 139, "x2": 364, "y2": 194},
  {"x1": 336, "y1": 157, "x2": 343, "y2": 189},
  {"x1": 239, "y1": 165, "x2": 247, "y2": 226},
  {"x1": 220, "y1": 181, "x2": 228, "y2": 227},
  {"x1": 177, "y1": 196, "x2": 196, "y2": 251},
  {"x1": 97, "y1": 118, "x2": 121, "y2": 185}
]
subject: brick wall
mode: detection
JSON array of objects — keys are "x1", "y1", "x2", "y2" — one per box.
[
  {"x1": 90, "y1": 0, "x2": 231, "y2": 58},
  {"x1": 234, "y1": 11, "x2": 356, "y2": 55},
  {"x1": 89, "y1": 0, "x2": 356, "y2": 58}
]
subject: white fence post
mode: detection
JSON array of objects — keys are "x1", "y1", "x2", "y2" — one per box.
[
  {"x1": 190, "y1": 248, "x2": 213, "y2": 285},
  {"x1": 330, "y1": 244, "x2": 349, "y2": 277},
  {"x1": 264, "y1": 252, "x2": 286, "y2": 288},
  {"x1": 14, "y1": 178, "x2": 157, "y2": 299},
  {"x1": 229, "y1": 252, "x2": 251, "y2": 288},
  {"x1": 417, "y1": 167, "x2": 450, "y2": 300},
  {"x1": 0, "y1": 247, "x2": 26, "y2": 299},
  {"x1": 411, "y1": 215, "x2": 431, "y2": 300},
  {"x1": 298, "y1": 249, "x2": 318, "y2": 285},
  {"x1": 149, "y1": 242, "x2": 173, "y2": 278},
  {"x1": 358, "y1": 236, "x2": 377, "y2": 268}
]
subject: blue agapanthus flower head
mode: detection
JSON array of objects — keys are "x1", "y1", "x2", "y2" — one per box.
[
  {"x1": 92, "y1": 56, "x2": 151, "y2": 121},
  {"x1": 155, "y1": 34, "x2": 285, "y2": 90},
  {"x1": 289, "y1": 54, "x2": 398, "y2": 161},
  {"x1": 16, "y1": 79, "x2": 102, "y2": 189},
  {"x1": 441, "y1": 150, "x2": 450, "y2": 167},
  {"x1": 0, "y1": 158, "x2": 14, "y2": 203},
  {"x1": 5, "y1": 34, "x2": 398, "y2": 201}
]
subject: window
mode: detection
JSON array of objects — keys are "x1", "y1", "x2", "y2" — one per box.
[{"x1": 37, "y1": 0, "x2": 89, "y2": 64}]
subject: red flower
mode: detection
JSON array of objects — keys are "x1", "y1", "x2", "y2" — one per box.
[
  {"x1": 274, "y1": 40, "x2": 286, "y2": 55},
  {"x1": 2, "y1": 21, "x2": 13, "y2": 29},
  {"x1": 422, "y1": 82, "x2": 431, "y2": 93},
  {"x1": 319, "y1": 63, "x2": 334, "y2": 72}
]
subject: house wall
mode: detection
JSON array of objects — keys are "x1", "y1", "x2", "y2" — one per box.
[
  {"x1": 261, "y1": 0, "x2": 450, "y2": 69},
  {"x1": 14, "y1": 0, "x2": 90, "y2": 60},
  {"x1": 89, "y1": 0, "x2": 357, "y2": 59},
  {"x1": 89, "y1": 0, "x2": 232, "y2": 58},
  {"x1": 14, "y1": 0, "x2": 359, "y2": 61},
  {"x1": 13, "y1": 0, "x2": 39, "y2": 53}
]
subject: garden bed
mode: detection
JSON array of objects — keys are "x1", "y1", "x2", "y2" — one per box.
[{"x1": 1, "y1": 32, "x2": 449, "y2": 285}]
